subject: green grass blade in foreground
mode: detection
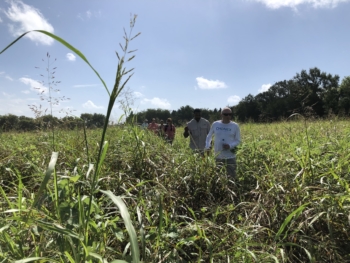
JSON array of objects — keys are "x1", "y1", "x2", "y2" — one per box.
[
  {"x1": 0, "y1": 30, "x2": 110, "y2": 96},
  {"x1": 32, "y1": 152, "x2": 58, "y2": 208},
  {"x1": 275, "y1": 202, "x2": 310, "y2": 241},
  {"x1": 101, "y1": 190, "x2": 140, "y2": 263}
]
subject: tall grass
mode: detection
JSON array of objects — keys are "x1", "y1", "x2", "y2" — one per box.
[
  {"x1": 2, "y1": 118, "x2": 350, "y2": 262},
  {"x1": 1, "y1": 15, "x2": 141, "y2": 263},
  {"x1": 1, "y1": 15, "x2": 350, "y2": 263}
]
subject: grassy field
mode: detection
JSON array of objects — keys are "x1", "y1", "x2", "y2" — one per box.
[{"x1": 0, "y1": 117, "x2": 350, "y2": 262}]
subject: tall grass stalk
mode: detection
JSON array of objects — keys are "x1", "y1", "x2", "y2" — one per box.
[{"x1": 1, "y1": 15, "x2": 140, "y2": 262}]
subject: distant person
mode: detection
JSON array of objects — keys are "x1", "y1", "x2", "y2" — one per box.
[
  {"x1": 148, "y1": 118, "x2": 159, "y2": 134},
  {"x1": 164, "y1": 118, "x2": 176, "y2": 144},
  {"x1": 183, "y1": 108, "x2": 211, "y2": 154},
  {"x1": 205, "y1": 107, "x2": 241, "y2": 178},
  {"x1": 158, "y1": 120, "x2": 165, "y2": 137},
  {"x1": 141, "y1": 119, "x2": 148, "y2": 129}
]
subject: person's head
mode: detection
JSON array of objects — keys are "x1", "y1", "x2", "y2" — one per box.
[
  {"x1": 167, "y1": 118, "x2": 172, "y2": 124},
  {"x1": 152, "y1": 118, "x2": 156, "y2": 123},
  {"x1": 160, "y1": 120, "x2": 164, "y2": 124},
  {"x1": 144, "y1": 119, "x2": 148, "y2": 123},
  {"x1": 193, "y1": 108, "x2": 201, "y2": 121},
  {"x1": 221, "y1": 107, "x2": 232, "y2": 123}
]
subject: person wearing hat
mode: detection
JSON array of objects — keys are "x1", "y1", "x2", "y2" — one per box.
[
  {"x1": 141, "y1": 119, "x2": 148, "y2": 129},
  {"x1": 183, "y1": 108, "x2": 211, "y2": 154}
]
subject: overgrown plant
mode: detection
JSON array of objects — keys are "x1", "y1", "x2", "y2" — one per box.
[
  {"x1": 28, "y1": 52, "x2": 71, "y2": 151},
  {"x1": 0, "y1": 14, "x2": 141, "y2": 263}
]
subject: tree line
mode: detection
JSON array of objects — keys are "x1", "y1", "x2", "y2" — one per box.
[
  {"x1": 129, "y1": 67, "x2": 350, "y2": 123},
  {"x1": 0, "y1": 113, "x2": 106, "y2": 132},
  {"x1": 2, "y1": 67, "x2": 349, "y2": 132}
]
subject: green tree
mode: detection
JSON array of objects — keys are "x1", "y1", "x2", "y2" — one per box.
[{"x1": 338, "y1": 76, "x2": 350, "y2": 115}]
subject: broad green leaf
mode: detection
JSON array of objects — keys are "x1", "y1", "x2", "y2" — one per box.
[
  {"x1": 101, "y1": 190, "x2": 140, "y2": 263},
  {"x1": 33, "y1": 152, "x2": 58, "y2": 208}
]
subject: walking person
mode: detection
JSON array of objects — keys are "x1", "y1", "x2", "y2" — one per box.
[
  {"x1": 183, "y1": 108, "x2": 211, "y2": 154},
  {"x1": 148, "y1": 118, "x2": 159, "y2": 134},
  {"x1": 164, "y1": 118, "x2": 176, "y2": 144},
  {"x1": 205, "y1": 107, "x2": 241, "y2": 178},
  {"x1": 141, "y1": 119, "x2": 148, "y2": 129}
]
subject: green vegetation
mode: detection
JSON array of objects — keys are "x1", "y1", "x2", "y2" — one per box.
[
  {"x1": 1, "y1": 118, "x2": 350, "y2": 262},
  {"x1": 1, "y1": 14, "x2": 350, "y2": 263}
]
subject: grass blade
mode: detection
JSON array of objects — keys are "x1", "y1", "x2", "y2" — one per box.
[
  {"x1": 101, "y1": 190, "x2": 140, "y2": 263},
  {"x1": 32, "y1": 152, "x2": 58, "y2": 208}
]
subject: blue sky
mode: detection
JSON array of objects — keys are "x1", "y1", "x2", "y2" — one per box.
[{"x1": 1, "y1": 0, "x2": 350, "y2": 121}]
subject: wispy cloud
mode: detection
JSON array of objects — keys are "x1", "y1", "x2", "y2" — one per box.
[
  {"x1": 82, "y1": 100, "x2": 103, "y2": 109},
  {"x1": 19, "y1": 77, "x2": 48, "y2": 93},
  {"x1": 134, "y1": 91, "x2": 143, "y2": 98},
  {"x1": 77, "y1": 10, "x2": 101, "y2": 21},
  {"x1": 21, "y1": 90, "x2": 30, "y2": 94},
  {"x1": 3, "y1": 0, "x2": 54, "y2": 45},
  {"x1": 73, "y1": 84, "x2": 100, "y2": 88},
  {"x1": 66, "y1": 53, "x2": 76, "y2": 61},
  {"x1": 258, "y1": 83, "x2": 272, "y2": 93},
  {"x1": 196, "y1": 77, "x2": 227, "y2": 90},
  {"x1": 254, "y1": 0, "x2": 350, "y2": 9},
  {"x1": 227, "y1": 95, "x2": 241, "y2": 105},
  {"x1": 0, "y1": 72, "x2": 13, "y2": 81},
  {"x1": 0, "y1": 92, "x2": 35, "y2": 116},
  {"x1": 142, "y1": 97, "x2": 171, "y2": 109}
]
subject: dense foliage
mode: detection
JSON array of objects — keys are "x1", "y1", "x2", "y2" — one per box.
[{"x1": 1, "y1": 118, "x2": 349, "y2": 262}]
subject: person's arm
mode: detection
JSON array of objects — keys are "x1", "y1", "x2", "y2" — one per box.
[
  {"x1": 205, "y1": 124, "x2": 214, "y2": 150},
  {"x1": 229, "y1": 125, "x2": 241, "y2": 149}
]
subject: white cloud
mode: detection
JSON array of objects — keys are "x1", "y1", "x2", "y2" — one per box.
[
  {"x1": 258, "y1": 83, "x2": 272, "y2": 93},
  {"x1": 0, "y1": 16, "x2": 2, "y2": 23},
  {"x1": 19, "y1": 77, "x2": 48, "y2": 93},
  {"x1": 0, "y1": 72, "x2": 5, "y2": 75},
  {"x1": 82, "y1": 100, "x2": 103, "y2": 109},
  {"x1": 133, "y1": 91, "x2": 143, "y2": 98},
  {"x1": 227, "y1": 95, "x2": 241, "y2": 105},
  {"x1": 66, "y1": 53, "x2": 76, "y2": 61},
  {"x1": 196, "y1": 77, "x2": 227, "y2": 89},
  {"x1": 142, "y1": 97, "x2": 171, "y2": 109},
  {"x1": 0, "y1": 92, "x2": 36, "y2": 116},
  {"x1": 73, "y1": 84, "x2": 99, "y2": 88},
  {"x1": 21, "y1": 90, "x2": 30, "y2": 94},
  {"x1": 86, "y1": 10, "x2": 92, "y2": 19},
  {"x1": 3, "y1": 0, "x2": 54, "y2": 45},
  {"x1": 5, "y1": 76, "x2": 13, "y2": 81},
  {"x1": 254, "y1": 0, "x2": 350, "y2": 9}
]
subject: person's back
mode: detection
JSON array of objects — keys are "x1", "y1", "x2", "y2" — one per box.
[
  {"x1": 164, "y1": 118, "x2": 176, "y2": 144},
  {"x1": 141, "y1": 119, "x2": 148, "y2": 129},
  {"x1": 148, "y1": 118, "x2": 159, "y2": 134}
]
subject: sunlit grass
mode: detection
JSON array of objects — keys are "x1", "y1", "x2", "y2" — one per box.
[{"x1": 1, "y1": 118, "x2": 350, "y2": 262}]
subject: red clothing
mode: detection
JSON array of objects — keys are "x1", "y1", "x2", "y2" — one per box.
[
  {"x1": 164, "y1": 124, "x2": 176, "y2": 140},
  {"x1": 148, "y1": 122, "x2": 159, "y2": 134}
]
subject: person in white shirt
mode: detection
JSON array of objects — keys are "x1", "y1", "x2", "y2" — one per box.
[
  {"x1": 141, "y1": 119, "x2": 148, "y2": 129},
  {"x1": 183, "y1": 108, "x2": 211, "y2": 154},
  {"x1": 205, "y1": 107, "x2": 241, "y2": 178}
]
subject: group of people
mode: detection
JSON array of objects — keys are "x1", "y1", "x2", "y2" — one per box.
[
  {"x1": 141, "y1": 107, "x2": 241, "y2": 178},
  {"x1": 141, "y1": 117, "x2": 176, "y2": 144},
  {"x1": 184, "y1": 107, "x2": 241, "y2": 179}
]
